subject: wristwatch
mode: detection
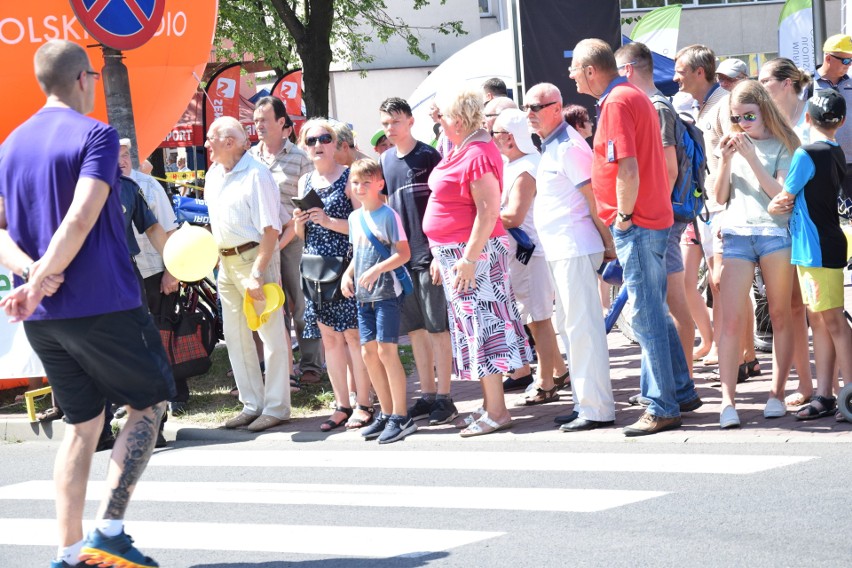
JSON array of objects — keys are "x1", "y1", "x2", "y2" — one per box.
[
  {"x1": 617, "y1": 211, "x2": 634, "y2": 223},
  {"x1": 22, "y1": 264, "x2": 32, "y2": 283},
  {"x1": 250, "y1": 269, "x2": 262, "y2": 279}
]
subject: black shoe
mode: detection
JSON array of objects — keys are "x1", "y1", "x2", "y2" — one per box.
[
  {"x1": 679, "y1": 397, "x2": 703, "y2": 412},
  {"x1": 553, "y1": 411, "x2": 578, "y2": 425},
  {"x1": 407, "y1": 397, "x2": 434, "y2": 421},
  {"x1": 502, "y1": 374, "x2": 533, "y2": 392},
  {"x1": 560, "y1": 418, "x2": 614, "y2": 432},
  {"x1": 428, "y1": 398, "x2": 458, "y2": 425},
  {"x1": 628, "y1": 394, "x2": 651, "y2": 407}
]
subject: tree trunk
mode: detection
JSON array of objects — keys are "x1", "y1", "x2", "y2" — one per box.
[{"x1": 299, "y1": 41, "x2": 333, "y2": 117}]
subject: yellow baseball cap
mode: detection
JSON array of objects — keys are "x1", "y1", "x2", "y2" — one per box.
[
  {"x1": 824, "y1": 34, "x2": 852, "y2": 55},
  {"x1": 243, "y1": 283, "x2": 285, "y2": 331}
]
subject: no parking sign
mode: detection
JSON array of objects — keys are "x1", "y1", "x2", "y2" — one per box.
[{"x1": 70, "y1": 0, "x2": 165, "y2": 50}]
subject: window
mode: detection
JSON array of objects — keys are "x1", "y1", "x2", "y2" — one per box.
[{"x1": 479, "y1": 0, "x2": 493, "y2": 16}]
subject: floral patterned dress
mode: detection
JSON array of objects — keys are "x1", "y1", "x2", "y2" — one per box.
[{"x1": 302, "y1": 168, "x2": 357, "y2": 337}]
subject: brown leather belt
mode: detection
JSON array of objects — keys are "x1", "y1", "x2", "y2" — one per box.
[{"x1": 219, "y1": 241, "x2": 259, "y2": 257}]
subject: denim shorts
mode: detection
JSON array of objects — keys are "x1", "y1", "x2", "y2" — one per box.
[
  {"x1": 721, "y1": 233, "x2": 791, "y2": 263},
  {"x1": 358, "y1": 296, "x2": 402, "y2": 344},
  {"x1": 664, "y1": 221, "x2": 688, "y2": 274}
]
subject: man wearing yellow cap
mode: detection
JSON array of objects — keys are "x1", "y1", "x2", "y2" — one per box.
[{"x1": 815, "y1": 34, "x2": 852, "y2": 196}]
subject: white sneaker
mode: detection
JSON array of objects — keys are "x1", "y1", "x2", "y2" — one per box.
[
  {"x1": 764, "y1": 397, "x2": 786, "y2": 418},
  {"x1": 720, "y1": 405, "x2": 741, "y2": 429}
]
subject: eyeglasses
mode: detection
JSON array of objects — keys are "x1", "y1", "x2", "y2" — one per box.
[
  {"x1": 79, "y1": 70, "x2": 100, "y2": 81},
  {"x1": 521, "y1": 101, "x2": 557, "y2": 113},
  {"x1": 617, "y1": 61, "x2": 636, "y2": 71},
  {"x1": 305, "y1": 133, "x2": 333, "y2": 146},
  {"x1": 489, "y1": 130, "x2": 510, "y2": 137},
  {"x1": 569, "y1": 64, "x2": 590, "y2": 74},
  {"x1": 829, "y1": 53, "x2": 852, "y2": 65},
  {"x1": 730, "y1": 112, "x2": 758, "y2": 124}
]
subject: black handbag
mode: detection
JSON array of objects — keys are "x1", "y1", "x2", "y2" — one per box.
[{"x1": 300, "y1": 253, "x2": 346, "y2": 310}]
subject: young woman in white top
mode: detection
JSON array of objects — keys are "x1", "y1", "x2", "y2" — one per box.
[
  {"x1": 713, "y1": 80, "x2": 802, "y2": 428},
  {"x1": 758, "y1": 57, "x2": 816, "y2": 407}
]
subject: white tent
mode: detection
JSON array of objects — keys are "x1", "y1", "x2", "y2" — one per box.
[{"x1": 409, "y1": 29, "x2": 516, "y2": 144}]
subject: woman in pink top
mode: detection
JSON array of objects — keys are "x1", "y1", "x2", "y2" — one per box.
[{"x1": 422, "y1": 87, "x2": 531, "y2": 437}]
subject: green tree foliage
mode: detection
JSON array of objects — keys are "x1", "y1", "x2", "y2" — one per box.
[{"x1": 216, "y1": 0, "x2": 465, "y2": 117}]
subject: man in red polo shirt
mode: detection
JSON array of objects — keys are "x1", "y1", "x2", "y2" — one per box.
[{"x1": 569, "y1": 38, "x2": 700, "y2": 436}]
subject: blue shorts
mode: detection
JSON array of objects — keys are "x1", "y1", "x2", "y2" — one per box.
[
  {"x1": 665, "y1": 221, "x2": 688, "y2": 274},
  {"x1": 358, "y1": 297, "x2": 402, "y2": 344},
  {"x1": 721, "y1": 233, "x2": 791, "y2": 263}
]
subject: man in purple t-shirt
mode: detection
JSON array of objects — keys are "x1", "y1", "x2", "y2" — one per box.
[{"x1": 0, "y1": 40, "x2": 173, "y2": 568}]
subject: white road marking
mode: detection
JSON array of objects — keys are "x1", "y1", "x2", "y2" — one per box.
[
  {"x1": 147, "y1": 449, "x2": 816, "y2": 474},
  {"x1": 0, "y1": 481, "x2": 666, "y2": 513},
  {"x1": 0, "y1": 519, "x2": 501, "y2": 558}
]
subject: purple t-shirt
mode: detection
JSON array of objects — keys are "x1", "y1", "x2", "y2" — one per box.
[{"x1": 0, "y1": 107, "x2": 141, "y2": 320}]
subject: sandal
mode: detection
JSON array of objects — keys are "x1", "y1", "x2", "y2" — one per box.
[
  {"x1": 346, "y1": 404, "x2": 375, "y2": 429},
  {"x1": 459, "y1": 412, "x2": 513, "y2": 438},
  {"x1": 515, "y1": 386, "x2": 559, "y2": 406},
  {"x1": 36, "y1": 406, "x2": 64, "y2": 422},
  {"x1": 794, "y1": 395, "x2": 836, "y2": 421},
  {"x1": 320, "y1": 406, "x2": 353, "y2": 432},
  {"x1": 785, "y1": 392, "x2": 811, "y2": 407},
  {"x1": 746, "y1": 359, "x2": 761, "y2": 377},
  {"x1": 736, "y1": 363, "x2": 750, "y2": 384},
  {"x1": 553, "y1": 370, "x2": 571, "y2": 390},
  {"x1": 454, "y1": 406, "x2": 485, "y2": 429}
]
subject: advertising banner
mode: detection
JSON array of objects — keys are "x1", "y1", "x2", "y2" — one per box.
[
  {"x1": 629, "y1": 5, "x2": 682, "y2": 59},
  {"x1": 0, "y1": 267, "x2": 45, "y2": 380},
  {"x1": 778, "y1": 0, "x2": 815, "y2": 72}
]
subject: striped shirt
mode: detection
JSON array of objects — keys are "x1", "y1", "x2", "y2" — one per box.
[{"x1": 250, "y1": 139, "x2": 313, "y2": 221}]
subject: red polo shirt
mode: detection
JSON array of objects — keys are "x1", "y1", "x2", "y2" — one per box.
[{"x1": 592, "y1": 79, "x2": 673, "y2": 230}]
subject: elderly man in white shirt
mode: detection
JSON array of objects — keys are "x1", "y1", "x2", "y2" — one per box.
[
  {"x1": 525, "y1": 82, "x2": 616, "y2": 431},
  {"x1": 205, "y1": 116, "x2": 291, "y2": 432}
]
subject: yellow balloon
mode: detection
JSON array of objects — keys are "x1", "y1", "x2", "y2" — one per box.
[
  {"x1": 163, "y1": 224, "x2": 218, "y2": 282},
  {"x1": 844, "y1": 225, "x2": 852, "y2": 261}
]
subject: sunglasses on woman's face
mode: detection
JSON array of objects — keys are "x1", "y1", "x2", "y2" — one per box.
[
  {"x1": 305, "y1": 133, "x2": 333, "y2": 146},
  {"x1": 730, "y1": 112, "x2": 758, "y2": 124}
]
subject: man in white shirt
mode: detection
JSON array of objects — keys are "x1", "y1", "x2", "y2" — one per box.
[
  {"x1": 525, "y1": 82, "x2": 616, "y2": 431},
  {"x1": 205, "y1": 116, "x2": 291, "y2": 432}
]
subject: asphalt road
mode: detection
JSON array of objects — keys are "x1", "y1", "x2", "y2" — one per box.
[{"x1": 1, "y1": 436, "x2": 851, "y2": 568}]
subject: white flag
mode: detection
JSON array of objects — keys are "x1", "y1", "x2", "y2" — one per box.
[{"x1": 778, "y1": 0, "x2": 815, "y2": 72}]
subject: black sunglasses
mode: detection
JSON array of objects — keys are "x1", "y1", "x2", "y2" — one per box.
[
  {"x1": 730, "y1": 112, "x2": 758, "y2": 124},
  {"x1": 305, "y1": 133, "x2": 333, "y2": 146},
  {"x1": 829, "y1": 53, "x2": 852, "y2": 65},
  {"x1": 521, "y1": 101, "x2": 557, "y2": 113}
]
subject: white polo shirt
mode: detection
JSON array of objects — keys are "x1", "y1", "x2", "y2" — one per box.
[
  {"x1": 205, "y1": 152, "x2": 282, "y2": 249},
  {"x1": 534, "y1": 122, "x2": 604, "y2": 261}
]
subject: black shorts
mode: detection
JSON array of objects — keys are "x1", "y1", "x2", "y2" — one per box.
[
  {"x1": 399, "y1": 268, "x2": 449, "y2": 335},
  {"x1": 24, "y1": 307, "x2": 176, "y2": 425}
]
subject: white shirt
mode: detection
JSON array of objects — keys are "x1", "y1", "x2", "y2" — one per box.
[
  {"x1": 534, "y1": 122, "x2": 603, "y2": 261},
  {"x1": 130, "y1": 169, "x2": 179, "y2": 278},
  {"x1": 502, "y1": 153, "x2": 544, "y2": 257},
  {"x1": 205, "y1": 152, "x2": 282, "y2": 248}
]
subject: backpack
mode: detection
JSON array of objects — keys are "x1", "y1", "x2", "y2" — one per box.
[{"x1": 651, "y1": 94, "x2": 708, "y2": 223}]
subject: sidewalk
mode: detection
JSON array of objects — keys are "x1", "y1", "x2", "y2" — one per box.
[{"x1": 3, "y1": 329, "x2": 849, "y2": 446}]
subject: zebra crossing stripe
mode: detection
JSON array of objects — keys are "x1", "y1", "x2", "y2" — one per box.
[
  {"x1": 0, "y1": 480, "x2": 667, "y2": 513},
  {"x1": 147, "y1": 449, "x2": 816, "y2": 474},
  {"x1": 0, "y1": 519, "x2": 502, "y2": 558}
]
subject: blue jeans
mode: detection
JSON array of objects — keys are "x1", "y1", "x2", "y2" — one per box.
[{"x1": 613, "y1": 224, "x2": 697, "y2": 418}]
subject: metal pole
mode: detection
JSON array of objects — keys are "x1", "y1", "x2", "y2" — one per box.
[
  {"x1": 814, "y1": 0, "x2": 827, "y2": 64},
  {"x1": 101, "y1": 47, "x2": 139, "y2": 169}
]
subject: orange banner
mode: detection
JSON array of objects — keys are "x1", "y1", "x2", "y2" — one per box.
[
  {"x1": 205, "y1": 64, "x2": 242, "y2": 127},
  {"x1": 0, "y1": 0, "x2": 218, "y2": 160}
]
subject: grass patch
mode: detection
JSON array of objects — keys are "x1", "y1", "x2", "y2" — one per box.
[{"x1": 1, "y1": 343, "x2": 417, "y2": 427}]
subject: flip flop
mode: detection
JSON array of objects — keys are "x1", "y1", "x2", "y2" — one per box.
[{"x1": 459, "y1": 412, "x2": 513, "y2": 438}]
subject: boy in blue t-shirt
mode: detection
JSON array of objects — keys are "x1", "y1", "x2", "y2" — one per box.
[
  {"x1": 342, "y1": 159, "x2": 417, "y2": 443},
  {"x1": 770, "y1": 89, "x2": 852, "y2": 421}
]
